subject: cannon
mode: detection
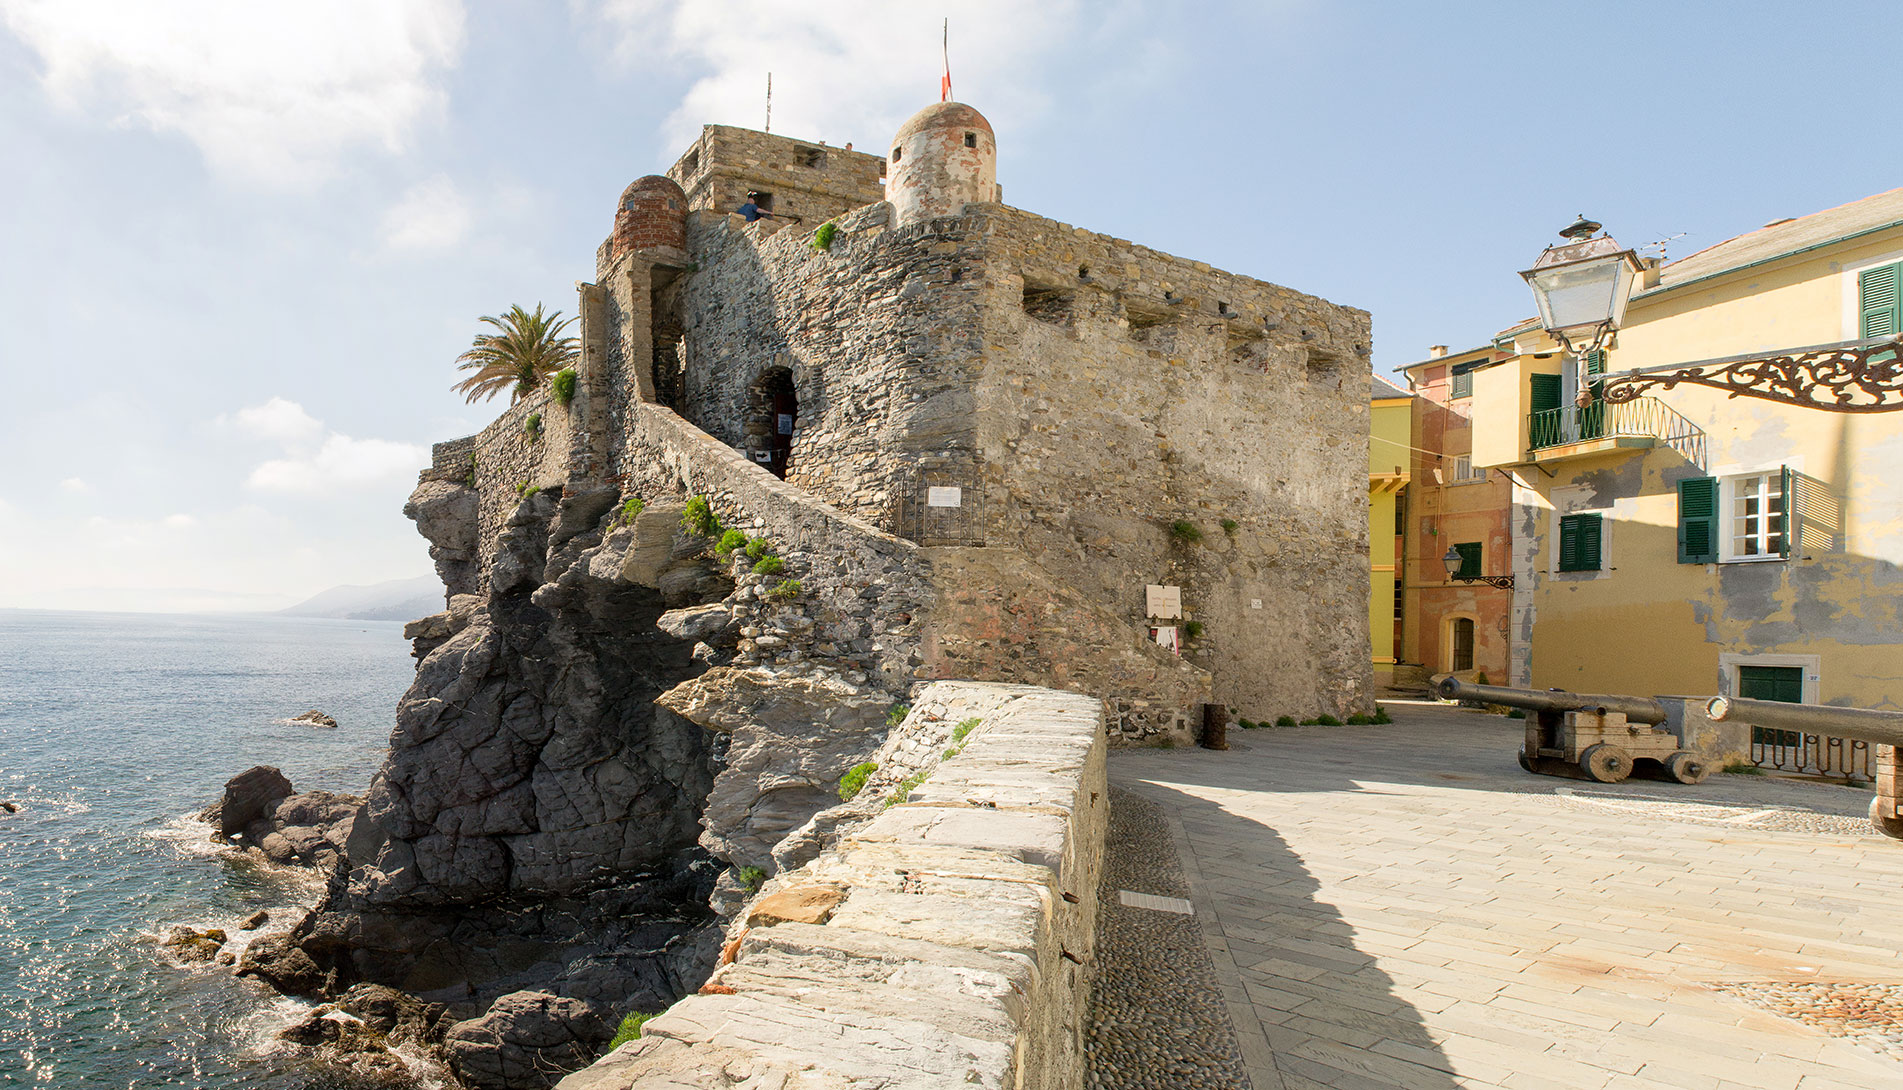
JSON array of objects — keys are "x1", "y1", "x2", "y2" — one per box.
[
  {"x1": 1437, "y1": 678, "x2": 1710, "y2": 784},
  {"x1": 1707, "y1": 696, "x2": 1903, "y2": 840}
]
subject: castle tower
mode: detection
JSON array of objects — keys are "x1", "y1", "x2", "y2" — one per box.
[
  {"x1": 884, "y1": 102, "x2": 996, "y2": 227},
  {"x1": 609, "y1": 175, "x2": 688, "y2": 262}
]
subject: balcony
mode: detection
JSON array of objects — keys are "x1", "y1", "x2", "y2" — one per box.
[{"x1": 1527, "y1": 396, "x2": 1706, "y2": 465}]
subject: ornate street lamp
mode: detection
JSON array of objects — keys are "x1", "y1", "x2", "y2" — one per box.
[
  {"x1": 1442, "y1": 545, "x2": 1514, "y2": 590},
  {"x1": 1520, "y1": 215, "x2": 1644, "y2": 359}
]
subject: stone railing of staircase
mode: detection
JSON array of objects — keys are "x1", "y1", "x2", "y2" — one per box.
[{"x1": 556, "y1": 681, "x2": 1107, "y2": 1090}]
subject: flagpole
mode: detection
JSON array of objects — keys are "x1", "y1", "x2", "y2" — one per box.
[{"x1": 941, "y1": 18, "x2": 951, "y2": 101}]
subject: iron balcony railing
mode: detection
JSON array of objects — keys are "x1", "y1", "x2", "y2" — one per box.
[{"x1": 1528, "y1": 395, "x2": 1706, "y2": 465}]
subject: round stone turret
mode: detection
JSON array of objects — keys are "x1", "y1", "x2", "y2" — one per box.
[
  {"x1": 884, "y1": 102, "x2": 996, "y2": 228},
  {"x1": 610, "y1": 175, "x2": 687, "y2": 261}
]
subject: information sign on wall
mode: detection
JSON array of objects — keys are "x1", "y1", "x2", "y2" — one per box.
[
  {"x1": 926, "y1": 486, "x2": 963, "y2": 508},
  {"x1": 1145, "y1": 584, "x2": 1182, "y2": 619}
]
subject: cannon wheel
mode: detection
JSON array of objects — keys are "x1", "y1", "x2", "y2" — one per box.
[
  {"x1": 1517, "y1": 748, "x2": 1534, "y2": 773},
  {"x1": 1579, "y1": 744, "x2": 1632, "y2": 784},
  {"x1": 1871, "y1": 797, "x2": 1903, "y2": 841},
  {"x1": 1666, "y1": 751, "x2": 1710, "y2": 785}
]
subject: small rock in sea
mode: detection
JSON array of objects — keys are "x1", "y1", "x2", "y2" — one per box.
[
  {"x1": 290, "y1": 710, "x2": 339, "y2": 729},
  {"x1": 0, "y1": 801, "x2": 17, "y2": 813},
  {"x1": 240, "y1": 909, "x2": 270, "y2": 930},
  {"x1": 161, "y1": 926, "x2": 228, "y2": 963}
]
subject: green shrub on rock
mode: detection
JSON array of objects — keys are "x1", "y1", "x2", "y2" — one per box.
[
  {"x1": 616, "y1": 496, "x2": 645, "y2": 526},
  {"x1": 608, "y1": 1012, "x2": 656, "y2": 1050},
  {"x1": 885, "y1": 704, "x2": 910, "y2": 728},
  {"x1": 1275, "y1": 715, "x2": 1297, "y2": 727},
  {"x1": 752, "y1": 554, "x2": 785, "y2": 576},
  {"x1": 1315, "y1": 714, "x2": 1342, "y2": 727},
  {"x1": 1372, "y1": 705, "x2": 1392, "y2": 724},
  {"x1": 762, "y1": 578, "x2": 801, "y2": 603},
  {"x1": 738, "y1": 866, "x2": 765, "y2": 891},
  {"x1": 1169, "y1": 519, "x2": 1202, "y2": 544},
  {"x1": 681, "y1": 495, "x2": 719, "y2": 537},
  {"x1": 811, "y1": 221, "x2": 839, "y2": 251},
  {"x1": 837, "y1": 761, "x2": 877, "y2": 802},
  {"x1": 715, "y1": 529, "x2": 749, "y2": 560},
  {"x1": 552, "y1": 367, "x2": 577, "y2": 408},
  {"x1": 744, "y1": 537, "x2": 771, "y2": 560}
]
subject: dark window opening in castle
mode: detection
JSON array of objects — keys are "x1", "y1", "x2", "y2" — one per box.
[
  {"x1": 681, "y1": 147, "x2": 699, "y2": 175},
  {"x1": 802, "y1": 147, "x2": 826, "y2": 169},
  {"x1": 751, "y1": 368, "x2": 797, "y2": 479},
  {"x1": 890, "y1": 146, "x2": 901, "y2": 162},
  {"x1": 963, "y1": 132, "x2": 977, "y2": 148}
]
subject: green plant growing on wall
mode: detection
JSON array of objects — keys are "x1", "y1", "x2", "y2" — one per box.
[
  {"x1": 681, "y1": 495, "x2": 719, "y2": 537},
  {"x1": 752, "y1": 554, "x2": 785, "y2": 576},
  {"x1": 941, "y1": 716, "x2": 982, "y2": 760},
  {"x1": 465, "y1": 451, "x2": 477, "y2": 488},
  {"x1": 551, "y1": 367, "x2": 577, "y2": 408},
  {"x1": 516, "y1": 480, "x2": 539, "y2": 498},
  {"x1": 885, "y1": 704, "x2": 910, "y2": 728},
  {"x1": 737, "y1": 866, "x2": 766, "y2": 891},
  {"x1": 1275, "y1": 715, "x2": 1297, "y2": 727},
  {"x1": 1237, "y1": 718, "x2": 1256, "y2": 729},
  {"x1": 886, "y1": 770, "x2": 928, "y2": 808},
  {"x1": 744, "y1": 537, "x2": 771, "y2": 561},
  {"x1": 608, "y1": 1012, "x2": 657, "y2": 1050},
  {"x1": 762, "y1": 578, "x2": 801, "y2": 603},
  {"x1": 837, "y1": 761, "x2": 877, "y2": 802},
  {"x1": 616, "y1": 496, "x2": 645, "y2": 526},
  {"x1": 715, "y1": 529, "x2": 749, "y2": 560},
  {"x1": 811, "y1": 220, "x2": 839, "y2": 251},
  {"x1": 1183, "y1": 620, "x2": 1205, "y2": 640},
  {"x1": 524, "y1": 412, "x2": 542, "y2": 441},
  {"x1": 1372, "y1": 704, "x2": 1392, "y2": 724},
  {"x1": 1220, "y1": 517, "x2": 1239, "y2": 536},
  {"x1": 1169, "y1": 520, "x2": 1203, "y2": 544}
]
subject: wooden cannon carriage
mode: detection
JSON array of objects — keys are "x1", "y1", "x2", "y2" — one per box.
[{"x1": 1436, "y1": 678, "x2": 1710, "y2": 784}]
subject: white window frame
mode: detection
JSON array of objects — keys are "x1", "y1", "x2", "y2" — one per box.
[
  {"x1": 1449, "y1": 454, "x2": 1487, "y2": 484},
  {"x1": 1719, "y1": 469, "x2": 1787, "y2": 563},
  {"x1": 1718, "y1": 652, "x2": 1820, "y2": 703}
]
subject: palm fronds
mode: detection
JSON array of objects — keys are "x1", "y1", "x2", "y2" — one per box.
[{"x1": 451, "y1": 303, "x2": 580, "y2": 404}]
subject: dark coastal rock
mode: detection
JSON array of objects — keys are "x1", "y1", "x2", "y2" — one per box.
[
  {"x1": 161, "y1": 925, "x2": 227, "y2": 963},
  {"x1": 444, "y1": 990, "x2": 614, "y2": 1090},
  {"x1": 277, "y1": 1008, "x2": 408, "y2": 1080},
  {"x1": 239, "y1": 933, "x2": 332, "y2": 996},
  {"x1": 338, "y1": 982, "x2": 450, "y2": 1044},
  {"x1": 291, "y1": 709, "x2": 339, "y2": 729},
  {"x1": 240, "y1": 909, "x2": 270, "y2": 930},
  {"x1": 204, "y1": 766, "x2": 293, "y2": 838},
  {"x1": 1, "y1": 800, "x2": 18, "y2": 813}
]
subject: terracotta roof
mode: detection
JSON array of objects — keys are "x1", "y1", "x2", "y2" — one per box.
[
  {"x1": 1643, "y1": 186, "x2": 1903, "y2": 297},
  {"x1": 1371, "y1": 375, "x2": 1413, "y2": 400}
]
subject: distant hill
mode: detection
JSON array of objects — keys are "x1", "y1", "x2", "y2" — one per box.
[{"x1": 278, "y1": 576, "x2": 443, "y2": 621}]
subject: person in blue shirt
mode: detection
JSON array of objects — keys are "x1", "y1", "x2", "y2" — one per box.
[{"x1": 737, "y1": 192, "x2": 770, "y2": 222}]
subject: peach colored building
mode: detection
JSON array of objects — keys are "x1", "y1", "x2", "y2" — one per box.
[{"x1": 1398, "y1": 346, "x2": 1515, "y2": 685}]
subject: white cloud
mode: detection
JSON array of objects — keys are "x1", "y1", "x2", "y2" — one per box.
[
  {"x1": 0, "y1": 0, "x2": 465, "y2": 185},
  {"x1": 163, "y1": 513, "x2": 196, "y2": 528},
  {"x1": 249, "y1": 434, "x2": 427, "y2": 494},
  {"x1": 380, "y1": 174, "x2": 471, "y2": 252},
  {"x1": 228, "y1": 397, "x2": 325, "y2": 447},
  {"x1": 59, "y1": 477, "x2": 90, "y2": 493},
  {"x1": 583, "y1": 1, "x2": 1081, "y2": 149}
]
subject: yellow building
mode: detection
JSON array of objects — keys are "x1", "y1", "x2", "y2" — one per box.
[
  {"x1": 1468, "y1": 186, "x2": 1903, "y2": 710},
  {"x1": 1369, "y1": 376, "x2": 1412, "y2": 685}
]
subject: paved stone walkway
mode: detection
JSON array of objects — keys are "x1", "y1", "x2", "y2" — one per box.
[{"x1": 1114, "y1": 701, "x2": 1903, "y2": 1090}]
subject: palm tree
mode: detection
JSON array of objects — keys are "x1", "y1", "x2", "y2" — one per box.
[{"x1": 451, "y1": 303, "x2": 580, "y2": 404}]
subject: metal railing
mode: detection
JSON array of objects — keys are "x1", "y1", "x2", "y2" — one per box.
[
  {"x1": 1750, "y1": 728, "x2": 1872, "y2": 783},
  {"x1": 1528, "y1": 395, "x2": 1707, "y2": 466}
]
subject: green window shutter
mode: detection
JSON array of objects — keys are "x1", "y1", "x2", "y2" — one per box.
[
  {"x1": 1861, "y1": 263, "x2": 1901, "y2": 338},
  {"x1": 1677, "y1": 477, "x2": 1718, "y2": 563},
  {"x1": 1450, "y1": 363, "x2": 1474, "y2": 399},
  {"x1": 1559, "y1": 514, "x2": 1602, "y2": 572},
  {"x1": 1530, "y1": 373, "x2": 1563, "y2": 413},
  {"x1": 1454, "y1": 542, "x2": 1482, "y2": 579},
  {"x1": 1584, "y1": 349, "x2": 1605, "y2": 376}
]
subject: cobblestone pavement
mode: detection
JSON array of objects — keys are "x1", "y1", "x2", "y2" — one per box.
[
  {"x1": 1114, "y1": 701, "x2": 1903, "y2": 1090},
  {"x1": 1086, "y1": 787, "x2": 1252, "y2": 1090}
]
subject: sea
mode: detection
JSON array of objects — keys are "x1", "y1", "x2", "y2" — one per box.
[{"x1": 0, "y1": 610, "x2": 440, "y2": 1089}]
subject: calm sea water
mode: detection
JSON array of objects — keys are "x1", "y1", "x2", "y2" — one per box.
[{"x1": 0, "y1": 610, "x2": 431, "y2": 1088}]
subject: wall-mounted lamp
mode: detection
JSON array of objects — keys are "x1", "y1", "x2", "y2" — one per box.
[{"x1": 1441, "y1": 545, "x2": 1514, "y2": 589}]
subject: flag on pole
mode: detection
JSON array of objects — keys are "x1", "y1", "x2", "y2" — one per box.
[{"x1": 941, "y1": 19, "x2": 952, "y2": 101}]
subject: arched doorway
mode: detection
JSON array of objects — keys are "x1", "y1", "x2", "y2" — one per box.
[
  {"x1": 1447, "y1": 616, "x2": 1476, "y2": 673},
  {"x1": 748, "y1": 367, "x2": 797, "y2": 479}
]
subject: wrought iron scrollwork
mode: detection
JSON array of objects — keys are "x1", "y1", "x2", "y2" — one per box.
[{"x1": 1602, "y1": 337, "x2": 1903, "y2": 412}]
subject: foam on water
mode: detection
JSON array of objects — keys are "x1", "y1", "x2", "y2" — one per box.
[{"x1": 0, "y1": 609, "x2": 416, "y2": 1089}]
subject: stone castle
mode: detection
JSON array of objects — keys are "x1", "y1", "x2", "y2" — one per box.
[{"x1": 247, "y1": 101, "x2": 1373, "y2": 1088}]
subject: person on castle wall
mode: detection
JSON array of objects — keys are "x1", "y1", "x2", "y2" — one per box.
[{"x1": 736, "y1": 192, "x2": 772, "y2": 222}]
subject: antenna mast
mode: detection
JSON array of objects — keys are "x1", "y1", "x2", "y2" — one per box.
[{"x1": 765, "y1": 72, "x2": 772, "y2": 133}]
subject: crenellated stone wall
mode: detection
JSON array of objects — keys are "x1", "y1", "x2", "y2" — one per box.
[{"x1": 554, "y1": 682, "x2": 1106, "y2": 1090}]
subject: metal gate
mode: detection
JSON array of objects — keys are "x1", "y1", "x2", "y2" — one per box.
[{"x1": 896, "y1": 464, "x2": 985, "y2": 546}]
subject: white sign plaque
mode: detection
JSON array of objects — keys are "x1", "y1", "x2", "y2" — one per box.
[
  {"x1": 926, "y1": 486, "x2": 963, "y2": 508},
  {"x1": 1145, "y1": 584, "x2": 1182, "y2": 619}
]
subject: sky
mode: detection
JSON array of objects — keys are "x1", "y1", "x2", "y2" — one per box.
[{"x1": 1, "y1": 0, "x2": 1897, "y2": 613}]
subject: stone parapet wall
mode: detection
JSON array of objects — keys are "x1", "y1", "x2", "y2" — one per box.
[
  {"x1": 466, "y1": 388, "x2": 575, "y2": 592},
  {"x1": 555, "y1": 682, "x2": 1106, "y2": 1090},
  {"x1": 668, "y1": 125, "x2": 888, "y2": 228}
]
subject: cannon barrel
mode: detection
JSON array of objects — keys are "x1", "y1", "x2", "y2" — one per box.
[
  {"x1": 1436, "y1": 678, "x2": 1668, "y2": 725},
  {"x1": 1706, "y1": 695, "x2": 1903, "y2": 748}
]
